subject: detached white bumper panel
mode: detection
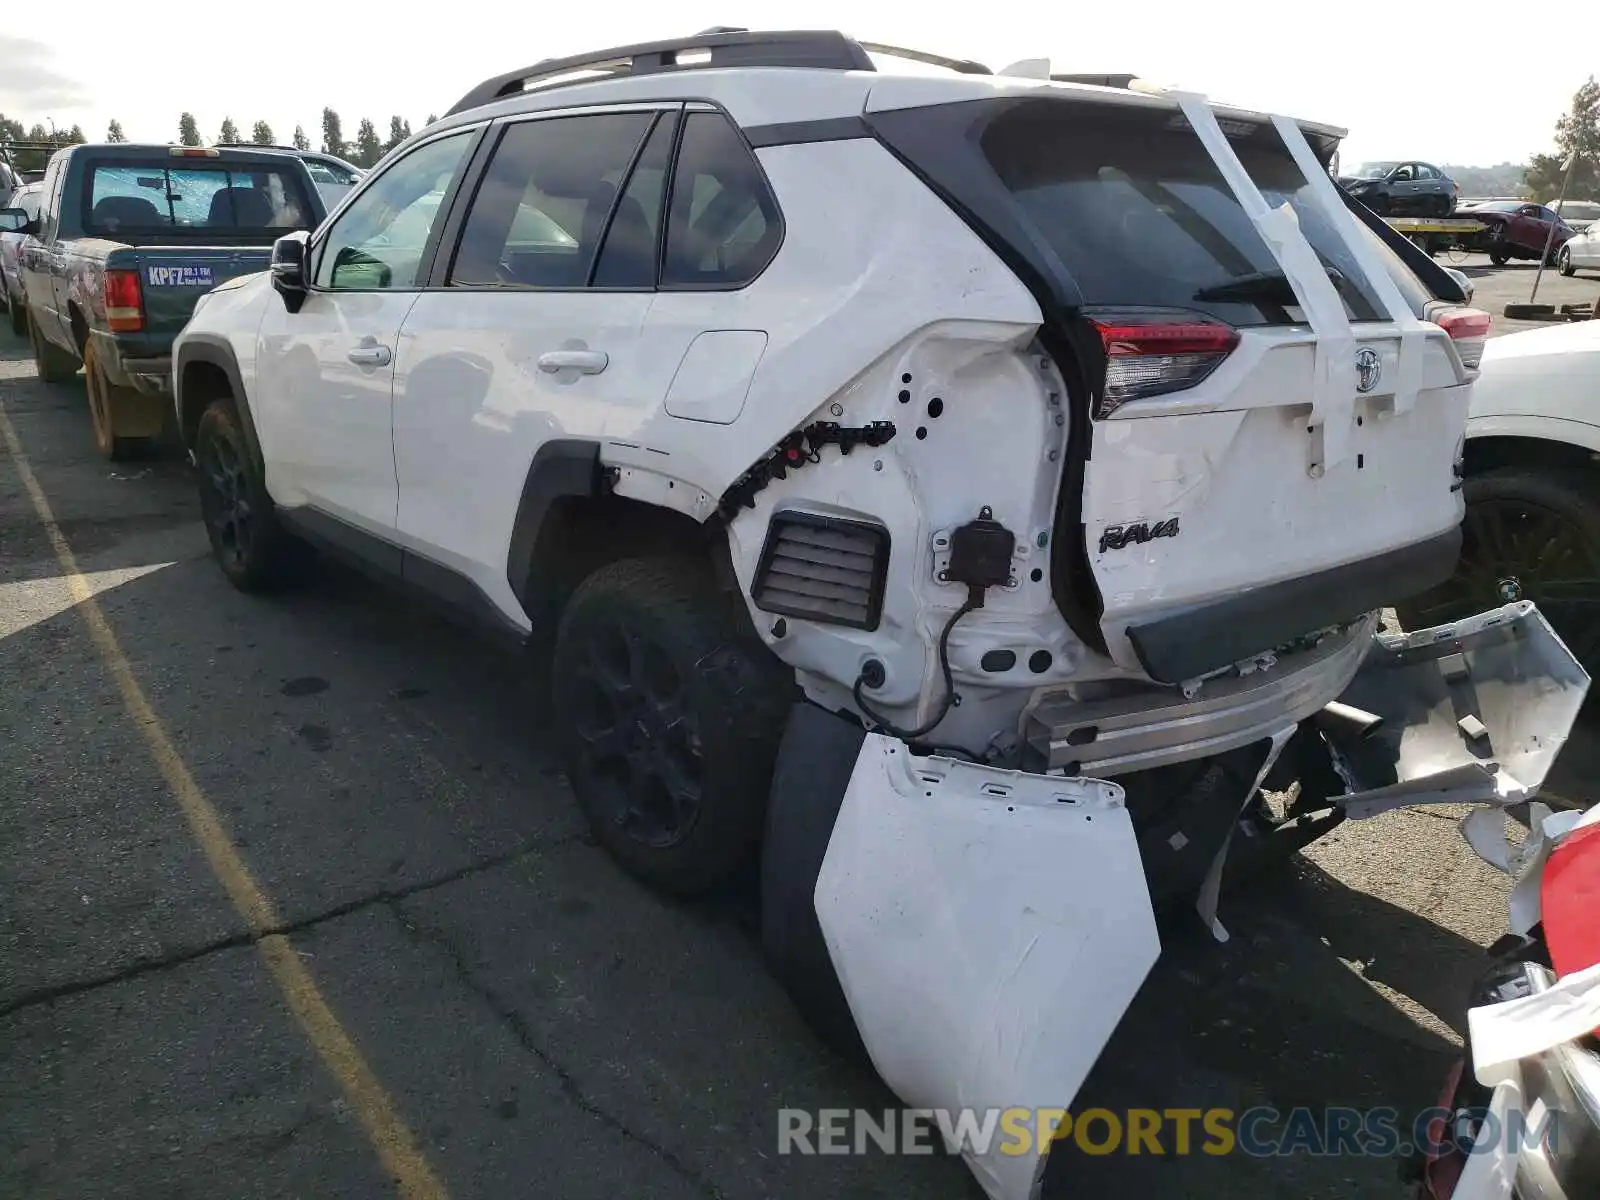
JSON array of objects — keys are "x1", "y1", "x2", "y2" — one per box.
[
  {"x1": 814, "y1": 735, "x2": 1158, "y2": 1200},
  {"x1": 1331, "y1": 601, "x2": 1590, "y2": 817}
]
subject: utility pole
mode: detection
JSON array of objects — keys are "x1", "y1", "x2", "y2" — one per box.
[{"x1": 1531, "y1": 149, "x2": 1578, "y2": 304}]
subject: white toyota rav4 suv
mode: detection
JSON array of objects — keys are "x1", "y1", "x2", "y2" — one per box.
[{"x1": 172, "y1": 30, "x2": 1588, "y2": 1200}]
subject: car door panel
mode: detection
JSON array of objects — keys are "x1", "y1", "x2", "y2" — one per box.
[
  {"x1": 251, "y1": 128, "x2": 479, "y2": 537},
  {"x1": 392, "y1": 107, "x2": 675, "y2": 627},
  {"x1": 396, "y1": 290, "x2": 657, "y2": 622},
  {"x1": 255, "y1": 289, "x2": 418, "y2": 531}
]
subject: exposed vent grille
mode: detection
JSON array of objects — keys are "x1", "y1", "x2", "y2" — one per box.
[{"x1": 752, "y1": 512, "x2": 890, "y2": 631}]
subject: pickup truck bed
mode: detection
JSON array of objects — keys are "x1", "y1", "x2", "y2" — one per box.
[{"x1": 5, "y1": 143, "x2": 323, "y2": 459}]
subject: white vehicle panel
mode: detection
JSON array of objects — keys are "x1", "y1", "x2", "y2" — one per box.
[
  {"x1": 815, "y1": 734, "x2": 1156, "y2": 1200},
  {"x1": 254, "y1": 289, "x2": 414, "y2": 533},
  {"x1": 393, "y1": 290, "x2": 656, "y2": 623},
  {"x1": 1470, "y1": 319, "x2": 1600, "y2": 435}
]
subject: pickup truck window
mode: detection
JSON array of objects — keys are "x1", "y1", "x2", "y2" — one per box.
[{"x1": 85, "y1": 162, "x2": 312, "y2": 236}]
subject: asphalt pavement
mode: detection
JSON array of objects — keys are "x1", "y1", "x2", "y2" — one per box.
[{"x1": 0, "y1": 309, "x2": 1584, "y2": 1200}]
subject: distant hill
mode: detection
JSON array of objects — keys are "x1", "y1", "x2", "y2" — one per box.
[{"x1": 1442, "y1": 163, "x2": 1529, "y2": 198}]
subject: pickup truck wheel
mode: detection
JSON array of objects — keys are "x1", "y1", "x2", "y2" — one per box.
[
  {"x1": 551, "y1": 556, "x2": 796, "y2": 897},
  {"x1": 83, "y1": 341, "x2": 156, "y2": 461},
  {"x1": 28, "y1": 312, "x2": 78, "y2": 383},
  {"x1": 1396, "y1": 466, "x2": 1600, "y2": 676},
  {"x1": 194, "y1": 397, "x2": 311, "y2": 592},
  {"x1": 1559, "y1": 245, "x2": 1576, "y2": 276}
]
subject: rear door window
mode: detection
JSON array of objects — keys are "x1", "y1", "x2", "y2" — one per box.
[
  {"x1": 660, "y1": 111, "x2": 782, "y2": 288},
  {"x1": 447, "y1": 111, "x2": 656, "y2": 289},
  {"x1": 978, "y1": 99, "x2": 1430, "y2": 326}
]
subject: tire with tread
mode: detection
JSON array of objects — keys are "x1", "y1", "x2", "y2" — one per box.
[
  {"x1": 28, "y1": 310, "x2": 78, "y2": 382},
  {"x1": 552, "y1": 556, "x2": 796, "y2": 897},
  {"x1": 6, "y1": 294, "x2": 24, "y2": 337},
  {"x1": 1396, "y1": 464, "x2": 1600, "y2": 677},
  {"x1": 84, "y1": 340, "x2": 154, "y2": 461},
  {"x1": 194, "y1": 396, "x2": 311, "y2": 592},
  {"x1": 1559, "y1": 245, "x2": 1576, "y2": 276}
]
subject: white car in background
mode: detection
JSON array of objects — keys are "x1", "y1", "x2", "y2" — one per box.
[
  {"x1": 1558, "y1": 217, "x2": 1600, "y2": 276},
  {"x1": 1555, "y1": 198, "x2": 1600, "y2": 232},
  {"x1": 0, "y1": 180, "x2": 41, "y2": 336},
  {"x1": 218, "y1": 144, "x2": 365, "y2": 212},
  {"x1": 1400, "y1": 318, "x2": 1600, "y2": 674}
]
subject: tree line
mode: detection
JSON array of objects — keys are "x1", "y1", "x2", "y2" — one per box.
[
  {"x1": 1524, "y1": 76, "x2": 1600, "y2": 202},
  {"x1": 2, "y1": 107, "x2": 441, "y2": 173}
]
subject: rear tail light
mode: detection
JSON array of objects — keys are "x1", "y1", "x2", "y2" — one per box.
[
  {"x1": 1435, "y1": 306, "x2": 1491, "y2": 370},
  {"x1": 1085, "y1": 311, "x2": 1240, "y2": 417},
  {"x1": 104, "y1": 269, "x2": 144, "y2": 333}
]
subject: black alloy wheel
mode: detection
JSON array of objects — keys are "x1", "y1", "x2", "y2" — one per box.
[
  {"x1": 1398, "y1": 467, "x2": 1600, "y2": 674},
  {"x1": 198, "y1": 420, "x2": 253, "y2": 575},
  {"x1": 568, "y1": 617, "x2": 706, "y2": 851}
]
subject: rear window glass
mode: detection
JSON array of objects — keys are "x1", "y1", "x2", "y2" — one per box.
[
  {"x1": 85, "y1": 162, "x2": 314, "y2": 237},
  {"x1": 18, "y1": 186, "x2": 42, "y2": 221},
  {"x1": 979, "y1": 100, "x2": 1427, "y2": 326}
]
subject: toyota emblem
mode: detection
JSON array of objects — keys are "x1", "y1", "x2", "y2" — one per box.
[{"x1": 1354, "y1": 347, "x2": 1382, "y2": 394}]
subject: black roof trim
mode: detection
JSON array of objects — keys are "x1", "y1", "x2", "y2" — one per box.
[{"x1": 445, "y1": 29, "x2": 990, "y2": 117}]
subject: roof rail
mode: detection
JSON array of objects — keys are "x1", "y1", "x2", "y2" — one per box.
[
  {"x1": 445, "y1": 29, "x2": 987, "y2": 117},
  {"x1": 1049, "y1": 74, "x2": 1143, "y2": 89},
  {"x1": 856, "y1": 41, "x2": 991, "y2": 76}
]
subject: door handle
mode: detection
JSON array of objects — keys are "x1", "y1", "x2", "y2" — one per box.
[
  {"x1": 348, "y1": 345, "x2": 392, "y2": 367},
  {"x1": 538, "y1": 349, "x2": 608, "y2": 375}
]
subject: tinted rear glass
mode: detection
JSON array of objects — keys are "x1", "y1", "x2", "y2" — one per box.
[
  {"x1": 85, "y1": 160, "x2": 315, "y2": 237},
  {"x1": 979, "y1": 100, "x2": 1427, "y2": 326}
]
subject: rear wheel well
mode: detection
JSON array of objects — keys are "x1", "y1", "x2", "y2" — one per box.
[
  {"x1": 178, "y1": 360, "x2": 234, "y2": 449},
  {"x1": 1465, "y1": 434, "x2": 1600, "y2": 478},
  {"x1": 67, "y1": 303, "x2": 88, "y2": 355},
  {"x1": 527, "y1": 494, "x2": 738, "y2": 621}
]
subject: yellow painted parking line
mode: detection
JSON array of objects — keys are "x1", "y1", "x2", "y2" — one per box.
[{"x1": 0, "y1": 397, "x2": 449, "y2": 1200}]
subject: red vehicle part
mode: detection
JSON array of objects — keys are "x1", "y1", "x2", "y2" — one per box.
[{"x1": 1542, "y1": 822, "x2": 1600, "y2": 987}]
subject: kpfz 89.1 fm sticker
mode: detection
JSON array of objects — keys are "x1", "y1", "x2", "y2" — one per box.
[{"x1": 144, "y1": 264, "x2": 216, "y2": 288}]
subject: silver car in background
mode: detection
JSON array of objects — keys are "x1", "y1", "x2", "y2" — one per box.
[{"x1": 0, "y1": 180, "x2": 41, "y2": 335}]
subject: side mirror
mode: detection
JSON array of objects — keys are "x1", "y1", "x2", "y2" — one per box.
[
  {"x1": 0, "y1": 207, "x2": 29, "y2": 234},
  {"x1": 271, "y1": 230, "x2": 310, "y2": 313}
]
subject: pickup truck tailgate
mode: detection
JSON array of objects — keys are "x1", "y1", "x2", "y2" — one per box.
[{"x1": 111, "y1": 246, "x2": 271, "y2": 334}]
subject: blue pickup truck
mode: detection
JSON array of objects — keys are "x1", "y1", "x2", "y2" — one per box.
[{"x1": 0, "y1": 143, "x2": 324, "y2": 459}]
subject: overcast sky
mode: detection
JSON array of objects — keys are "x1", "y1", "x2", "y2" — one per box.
[{"x1": 0, "y1": 3, "x2": 1579, "y2": 167}]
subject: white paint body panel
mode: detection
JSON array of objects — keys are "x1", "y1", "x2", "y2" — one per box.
[
  {"x1": 815, "y1": 735, "x2": 1157, "y2": 1200},
  {"x1": 394, "y1": 290, "x2": 656, "y2": 621},
  {"x1": 1468, "y1": 319, "x2": 1600, "y2": 452},
  {"x1": 254, "y1": 288, "x2": 415, "y2": 535}
]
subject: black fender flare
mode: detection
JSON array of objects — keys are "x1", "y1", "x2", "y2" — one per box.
[
  {"x1": 504, "y1": 439, "x2": 604, "y2": 614},
  {"x1": 173, "y1": 334, "x2": 264, "y2": 465}
]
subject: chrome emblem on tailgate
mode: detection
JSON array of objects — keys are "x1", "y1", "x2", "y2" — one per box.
[{"x1": 1354, "y1": 347, "x2": 1382, "y2": 393}]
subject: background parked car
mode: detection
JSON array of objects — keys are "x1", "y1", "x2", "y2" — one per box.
[
  {"x1": 1553, "y1": 198, "x2": 1600, "y2": 232},
  {"x1": 1558, "y1": 217, "x2": 1600, "y2": 275},
  {"x1": 1338, "y1": 160, "x2": 1459, "y2": 215},
  {"x1": 1457, "y1": 199, "x2": 1574, "y2": 265},
  {"x1": 0, "y1": 179, "x2": 40, "y2": 335},
  {"x1": 218, "y1": 144, "x2": 364, "y2": 212}
]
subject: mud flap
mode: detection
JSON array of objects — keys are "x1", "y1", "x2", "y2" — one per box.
[
  {"x1": 1325, "y1": 602, "x2": 1589, "y2": 816},
  {"x1": 813, "y1": 735, "x2": 1157, "y2": 1200}
]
